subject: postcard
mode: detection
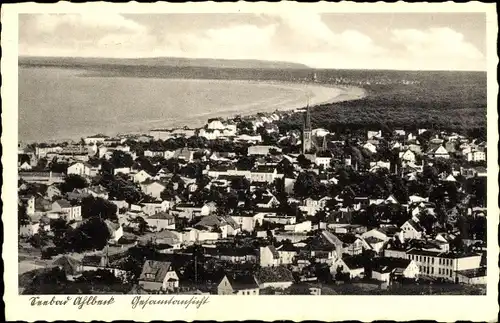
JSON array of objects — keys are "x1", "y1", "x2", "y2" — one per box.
[{"x1": 2, "y1": 2, "x2": 498, "y2": 322}]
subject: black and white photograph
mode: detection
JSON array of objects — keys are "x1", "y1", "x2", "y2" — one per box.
[{"x1": 2, "y1": 3, "x2": 498, "y2": 322}]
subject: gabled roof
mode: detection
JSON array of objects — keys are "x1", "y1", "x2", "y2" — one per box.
[
  {"x1": 371, "y1": 257, "x2": 412, "y2": 274},
  {"x1": 87, "y1": 185, "x2": 109, "y2": 194},
  {"x1": 139, "y1": 260, "x2": 174, "y2": 283},
  {"x1": 149, "y1": 212, "x2": 175, "y2": 220},
  {"x1": 255, "y1": 266, "x2": 293, "y2": 284},
  {"x1": 54, "y1": 199, "x2": 72, "y2": 208},
  {"x1": 53, "y1": 255, "x2": 81, "y2": 273},
  {"x1": 252, "y1": 165, "x2": 277, "y2": 173},
  {"x1": 341, "y1": 255, "x2": 365, "y2": 270},
  {"x1": 267, "y1": 245, "x2": 280, "y2": 259},
  {"x1": 226, "y1": 273, "x2": 259, "y2": 290},
  {"x1": 255, "y1": 194, "x2": 276, "y2": 205},
  {"x1": 104, "y1": 220, "x2": 121, "y2": 232},
  {"x1": 335, "y1": 233, "x2": 359, "y2": 245},
  {"x1": 404, "y1": 219, "x2": 424, "y2": 232}
]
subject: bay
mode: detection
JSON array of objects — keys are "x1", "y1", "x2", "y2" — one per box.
[{"x1": 18, "y1": 67, "x2": 348, "y2": 143}]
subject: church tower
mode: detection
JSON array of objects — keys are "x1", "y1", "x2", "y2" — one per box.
[{"x1": 302, "y1": 102, "x2": 312, "y2": 154}]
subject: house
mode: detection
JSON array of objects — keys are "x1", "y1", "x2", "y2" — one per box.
[
  {"x1": 234, "y1": 134, "x2": 262, "y2": 144},
  {"x1": 255, "y1": 194, "x2": 279, "y2": 208},
  {"x1": 467, "y1": 150, "x2": 486, "y2": 162},
  {"x1": 19, "y1": 221, "x2": 40, "y2": 237},
  {"x1": 85, "y1": 185, "x2": 109, "y2": 199},
  {"x1": 19, "y1": 161, "x2": 33, "y2": 170},
  {"x1": 361, "y1": 229, "x2": 389, "y2": 253},
  {"x1": 172, "y1": 203, "x2": 209, "y2": 220},
  {"x1": 406, "y1": 249, "x2": 482, "y2": 282},
  {"x1": 198, "y1": 128, "x2": 222, "y2": 140},
  {"x1": 80, "y1": 252, "x2": 129, "y2": 279},
  {"x1": 133, "y1": 170, "x2": 153, "y2": 183},
  {"x1": 231, "y1": 212, "x2": 265, "y2": 232},
  {"x1": 51, "y1": 199, "x2": 82, "y2": 221},
  {"x1": 145, "y1": 212, "x2": 175, "y2": 231},
  {"x1": 217, "y1": 274, "x2": 260, "y2": 295},
  {"x1": 300, "y1": 197, "x2": 323, "y2": 216},
  {"x1": 330, "y1": 255, "x2": 365, "y2": 279},
  {"x1": 254, "y1": 266, "x2": 294, "y2": 289},
  {"x1": 455, "y1": 267, "x2": 487, "y2": 285},
  {"x1": 53, "y1": 255, "x2": 82, "y2": 279},
  {"x1": 367, "y1": 130, "x2": 382, "y2": 140},
  {"x1": 400, "y1": 219, "x2": 424, "y2": 240},
  {"x1": 475, "y1": 166, "x2": 487, "y2": 177},
  {"x1": 277, "y1": 244, "x2": 298, "y2": 265},
  {"x1": 371, "y1": 257, "x2": 419, "y2": 283},
  {"x1": 335, "y1": 233, "x2": 365, "y2": 256},
  {"x1": 67, "y1": 162, "x2": 92, "y2": 177},
  {"x1": 140, "y1": 181, "x2": 166, "y2": 199},
  {"x1": 364, "y1": 236, "x2": 387, "y2": 253},
  {"x1": 369, "y1": 160, "x2": 391, "y2": 172},
  {"x1": 19, "y1": 195, "x2": 36, "y2": 216},
  {"x1": 139, "y1": 230, "x2": 181, "y2": 249},
  {"x1": 105, "y1": 220, "x2": 124, "y2": 243},
  {"x1": 138, "y1": 260, "x2": 179, "y2": 292},
  {"x1": 19, "y1": 171, "x2": 65, "y2": 185},
  {"x1": 144, "y1": 149, "x2": 167, "y2": 158},
  {"x1": 363, "y1": 142, "x2": 377, "y2": 154},
  {"x1": 314, "y1": 151, "x2": 333, "y2": 169},
  {"x1": 84, "y1": 134, "x2": 108, "y2": 145},
  {"x1": 194, "y1": 215, "x2": 239, "y2": 238},
  {"x1": 141, "y1": 201, "x2": 171, "y2": 216},
  {"x1": 19, "y1": 216, "x2": 51, "y2": 237},
  {"x1": 259, "y1": 245, "x2": 280, "y2": 267},
  {"x1": 46, "y1": 185, "x2": 62, "y2": 200},
  {"x1": 206, "y1": 118, "x2": 225, "y2": 130},
  {"x1": 114, "y1": 167, "x2": 131, "y2": 175},
  {"x1": 362, "y1": 228, "x2": 390, "y2": 242},
  {"x1": 210, "y1": 247, "x2": 258, "y2": 264},
  {"x1": 173, "y1": 148, "x2": 195, "y2": 162},
  {"x1": 250, "y1": 166, "x2": 280, "y2": 183},
  {"x1": 284, "y1": 221, "x2": 312, "y2": 233},
  {"x1": 247, "y1": 145, "x2": 281, "y2": 156},
  {"x1": 442, "y1": 174, "x2": 457, "y2": 182},
  {"x1": 427, "y1": 145, "x2": 450, "y2": 159},
  {"x1": 399, "y1": 149, "x2": 416, "y2": 163}
]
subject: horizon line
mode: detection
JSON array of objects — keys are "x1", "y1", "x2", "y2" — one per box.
[{"x1": 18, "y1": 54, "x2": 487, "y2": 73}]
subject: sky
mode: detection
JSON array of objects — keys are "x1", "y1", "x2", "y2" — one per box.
[{"x1": 19, "y1": 12, "x2": 487, "y2": 71}]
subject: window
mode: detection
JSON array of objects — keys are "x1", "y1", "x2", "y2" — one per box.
[
  {"x1": 431, "y1": 258, "x2": 434, "y2": 265},
  {"x1": 431, "y1": 267, "x2": 434, "y2": 275}
]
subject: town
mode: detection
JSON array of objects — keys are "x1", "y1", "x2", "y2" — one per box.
[{"x1": 18, "y1": 105, "x2": 487, "y2": 295}]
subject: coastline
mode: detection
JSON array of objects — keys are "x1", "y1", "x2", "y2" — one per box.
[{"x1": 19, "y1": 75, "x2": 366, "y2": 144}]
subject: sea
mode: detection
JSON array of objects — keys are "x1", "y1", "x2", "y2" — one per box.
[{"x1": 18, "y1": 67, "x2": 348, "y2": 143}]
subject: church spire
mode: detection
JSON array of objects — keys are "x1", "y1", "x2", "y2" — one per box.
[
  {"x1": 302, "y1": 98, "x2": 313, "y2": 154},
  {"x1": 304, "y1": 100, "x2": 311, "y2": 131}
]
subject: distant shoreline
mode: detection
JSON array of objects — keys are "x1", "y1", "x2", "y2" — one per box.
[{"x1": 19, "y1": 67, "x2": 366, "y2": 144}]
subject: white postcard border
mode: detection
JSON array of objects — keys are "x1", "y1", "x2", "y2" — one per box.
[{"x1": 2, "y1": 2, "x2": 499, "y2": 322}]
